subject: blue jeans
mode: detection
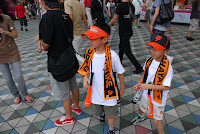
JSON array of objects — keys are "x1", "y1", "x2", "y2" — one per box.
[{"x1": 0, "y1": 61, "x2": 28, "y2": 99}]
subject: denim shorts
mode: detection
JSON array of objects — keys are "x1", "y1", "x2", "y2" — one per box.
[{"x1": 50, "y1": 74, "x2": 78, "y2": 101}]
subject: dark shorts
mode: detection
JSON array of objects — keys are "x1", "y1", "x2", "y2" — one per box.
[
  {"x1": 91, "y1": 104, "x2": 119, "y2": 117},
  {"x1": 150, "y1": 28, "x2": 165, "y2": 41},
  {"x1": 134, "y1": 14, "x2": 140, "y2": 20}
]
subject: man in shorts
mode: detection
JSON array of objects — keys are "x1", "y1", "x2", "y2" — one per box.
[{"x1": 186, "y1": 0, "x2": 199, "y2": 41}]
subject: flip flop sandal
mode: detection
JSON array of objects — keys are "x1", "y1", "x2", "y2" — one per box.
[
  {"x1": 25, "y1": 96, "x2": 34, "y2": 103},
  {"x1": 14, "y1": 97, "x2": 21, "y2": 104}
]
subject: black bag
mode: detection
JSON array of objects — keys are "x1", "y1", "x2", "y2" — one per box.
[
  {"x1": 155, "y1": 0, "x2": 174, "y2": 24},
  {"x1": 48, "y1": 11, "x2": 79, "y2": 82}
]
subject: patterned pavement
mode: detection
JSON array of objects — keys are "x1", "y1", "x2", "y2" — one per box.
[{"x1": 0, "y1": 18, "x2": 200, "y2": 134}]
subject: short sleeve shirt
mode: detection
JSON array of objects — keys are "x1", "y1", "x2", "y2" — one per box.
[
  {"x1": 142, "y1": 59, "x2": 173, "y2": 106},
  {"x1": 39, "y1": 10, "x2": 72, "y2": 57},
  {"x1": 0, "y1": 15, "x2": 20, "y2": 64},
  {"x1": 91, "y1": 50, "x2": 125, "y2": 106},
  {"x1": 15, "y1": 4, "x2": 25, "y2": 17},
  {"x1": 65, "y1": 0, "x2": 85, "y2": 36},
  {"x1": 115, "y1": 2, "x2": 135, "y2": 33}
]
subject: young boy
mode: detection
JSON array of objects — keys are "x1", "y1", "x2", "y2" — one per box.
[
  {"x1": 78, "y1": 23, "x2": 125, "y2": 134},
  {"x1": 131, "y1": 35, "x2": 173, "y2": 134}
]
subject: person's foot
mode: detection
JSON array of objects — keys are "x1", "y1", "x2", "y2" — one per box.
[
  {"x1": 186, "y1": 36, "x2": 194, "y2": 41},
  {"x1": 132, "y1": 68, "x2": 143, "y2": 74},
  {"x1": 137, "y1": 24, "x2": 140, "y2": 27},
  {"x1": 71, "y1": 104, "x2": 82, "y2": 115},
  {"x1": 131, "y1": 115, "x2": 145, "y2": 125},
  {"x1": 99, "y1": 113, "x2": 105, "y2": 123},
  {"x1": 21, "y1": 27, "x2": 23, "y2": 31},
  {"x1": 146, "y1": 25, "x2": 150, "y2": 27},
  {"x1": 54, "y1": 116, "x2": 75, "y2": 126},
  {"x1": 14, "y1": 97, "x2": 21, "y2": 104},
  {"x1": 135, "y1": 25, "x2": 138, "y2": 28},
  {"x1": 25, "y1": 29, "x2": 28, "y2": 31},
  {"x1": 25, "y1": 95, "x2": 34, "y2": 103},
  {"x1": 107, "y1": 130, "x2": 115, "y2": 134}
]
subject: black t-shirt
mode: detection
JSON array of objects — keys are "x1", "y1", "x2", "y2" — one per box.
[
  {"x1": 115, "y1": 2, "x2": 135, "y2": 33},
  {"x1": 39, "y1": 10, "x2": 73, "y2": 57},
  {"x1": 191, "y1": 1, "x2": 199, "y2": 19}
]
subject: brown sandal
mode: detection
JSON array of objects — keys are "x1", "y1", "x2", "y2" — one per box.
[
  {"x1": 14, "y1": 97, "x2": 21, "y2": 104},
  {"x1": 25, "y1": 96, "x2": 34, "y2": 103}
]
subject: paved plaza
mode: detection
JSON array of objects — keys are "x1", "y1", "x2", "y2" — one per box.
[{"x1": 0, "y1": 18, "x2": 200, "y2": 134}]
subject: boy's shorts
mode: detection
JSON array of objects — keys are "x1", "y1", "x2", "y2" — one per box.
[
  {"x1": 135, "y1": 14, "x2": 141, "y2": 19},
  {"x1": 189, "y1": 19, "x2": 199, "y2": 32},
  {"x1": 140, "y1": 95, "x2": 165, "y2": 120},
  {"x1": 92, "y1": 104, "x2": 119, "y2": 117},
  {"x1": 50, "y1": 74, "x2": 78, "y2": 101}
]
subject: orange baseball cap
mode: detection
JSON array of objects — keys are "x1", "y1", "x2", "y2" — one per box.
[
  {"x1": 146, "y1": 35, "x2": 170, "y2": 51},
  {"x1": 81, "y1": 26, "x2": 109, "y2": 40}
]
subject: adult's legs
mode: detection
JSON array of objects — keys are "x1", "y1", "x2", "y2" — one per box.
[
  {"x1": 120, "y1": 32, "x2": 142, "y2": 70},
  {"x1": 62, "y1": 98, "x2": 73, "y2": 118},
  {"x1": 71, "y1": 89, "x2": 80, "y2": 109},
  {"x1": 107, "y1": 116, "x2": 115, "y2": 131},
  {"x1": 19, "y1": 17, "x2": 24, "y2": 30},
  {"x1": 10, "y1": 61, "x2": 28, "y2": 99},
  {"x1": 85, "y1": 7, "x2": 93, "y2": 28},
  {"x1": 0, "y1": 63, "x2": 21, "y2": 98},
  {"x1": 22, "y1": 17, "x2": 28, "y2": 31}
]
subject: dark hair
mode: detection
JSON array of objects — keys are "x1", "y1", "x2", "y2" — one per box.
[{"x1": 94, "y1": 22, "x2": 111, "y2": 35}]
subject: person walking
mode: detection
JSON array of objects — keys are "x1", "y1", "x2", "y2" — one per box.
[
  {"x1": 145, "y1": 0, "x2": 153, "y2": 27},
  {"x1": 132, "y1": 0, "x2": 143, "y2": 28},
  {"x1": 15, "y1": 0, "x2": 28, "y2": 31},
  {"x1": 108, "y1": 0, "x2": 143, "y2": 74},
  {"x1": 84, "y1": 0, "x2": 93, "y2": 28},
  {"x1": 0, "y1": 9, "x2": 33, "y2": 104},
  {"x1": 186, "y1": 0, "x2": 199, "y2": 41},
  {"x1": 149, "y1": 0, "x2": 173, "y2": 41}
]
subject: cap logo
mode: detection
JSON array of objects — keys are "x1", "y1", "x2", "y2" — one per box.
[
  {"x1": 90, "y1": 28, "x2": 98, "y2": 33},
  {"x1": 155, "y1": 35, "x2": 162, "y2": 41}
]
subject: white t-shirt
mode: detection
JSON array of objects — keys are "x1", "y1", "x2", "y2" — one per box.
[
  {"x1": 132, "y1": 0, "x2": 143, "y2": 15},
  {"x1": 90, "y1": 50, "x2": 125, "y2": 106},
  {"x1": 142, "y1": 59, "x2": 173, "y2": 106}
]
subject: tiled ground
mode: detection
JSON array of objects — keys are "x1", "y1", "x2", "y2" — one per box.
[{"x1": 0, "y1": 18, "x2": 200, "y2": 134}]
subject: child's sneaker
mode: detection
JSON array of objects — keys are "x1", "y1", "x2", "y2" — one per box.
[
  {"x1": 107, "y1": 130, "x2": 115, "y2": 134},
  {"x1": 99, "y1": 113, "x2": 105, "y2": 123},
  {"x1": 71, "y1": 104, "x2": 82, "y2": 115},
  {"x1": 54, "y1": 116, "x2": 74, "y2": 126},
  {"x1": 137, "y1": 24, "x2": 140, "y2": 27},
  {"x1": 131, "y1": 115, "x2": 145, "y2": 125}
]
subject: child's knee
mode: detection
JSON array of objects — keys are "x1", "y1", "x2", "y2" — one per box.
[{"x1": 154, "y1": 119, "x2": 162, "y2": 126}]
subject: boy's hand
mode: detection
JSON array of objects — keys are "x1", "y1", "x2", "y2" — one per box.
[
  {"x1": 137, "y1": 83, "x2": 151, "y2": 90},
  {"x1": 134, "y1": 83, "x2": 140, "y2": 91},
  {"x1": 83, "y1": 75, "x2": 90, "y2": 89}
]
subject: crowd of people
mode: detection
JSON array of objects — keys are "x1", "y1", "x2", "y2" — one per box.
[{"x1": 0, "y1": 0, "x2": 199, "y2": 134}]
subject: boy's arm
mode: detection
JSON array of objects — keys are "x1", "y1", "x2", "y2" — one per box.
[
  {"x1": 137, "y1": 83, "x2": 170, "y2": 91},
  {"x1": 118, "y1": 73, "x2": 125, "y2": 97}
]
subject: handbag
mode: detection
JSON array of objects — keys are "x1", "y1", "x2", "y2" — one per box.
[
  {"x1": 48, "y1": 11, "x2": 79, "y2": 82},
  {"x1": 155, "y1": 0, "x2": 174, "y2": 24}
]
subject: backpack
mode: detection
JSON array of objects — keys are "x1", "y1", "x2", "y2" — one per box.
[{"x1": 48, "y1": 11, "x2": 79, "y2": 82}]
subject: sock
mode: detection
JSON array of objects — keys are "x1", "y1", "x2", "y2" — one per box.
[{"x1": 139, "y1": 113, "x2": 144, "y2": 118}]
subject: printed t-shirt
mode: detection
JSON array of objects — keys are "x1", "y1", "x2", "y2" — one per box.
[
  {"x1": 115, "y1": 2, "x2": 135, "y2": 33},
  {"x1": 91, "y1": 50, "x2": 125, "y2": 106},
  {"x1": 142, "y1": 59, "x2": 173, "y2": 106},
  {"x1": 15, "y1": 4, "x2": 25, "y2": 17},
  {"x1": 64, "y1": 0, "x2": 85, "y2": 36},
  {"x1": 0, "y1": 15, "x2": 20, "y2": 64}
]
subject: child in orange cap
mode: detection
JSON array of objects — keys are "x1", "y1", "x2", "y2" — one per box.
[
  {"x1": 131, "y1": 35, "x2": 173, "y2": 134},
  {"x1": 78, "y1": 22, "x2": 125, "y2": 134}
]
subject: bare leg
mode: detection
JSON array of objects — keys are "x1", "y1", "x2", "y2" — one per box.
[
  {"x1": 139, "y1": 107, "x2": 144, "y2": 115},
  {"x1": 71, "y1": 89, "x2": 80, "y2": 109},
  {"x1": 138, "y1": 18, "x2": 140, "y2": 25},
  {"x1": 187, "y1": 30, "x2": 194, "y2": 37},
  {"x1": 154, "y1": 119, "x2": 164, "y2": 134},
  {"x1": 107, "y1": 116, "x2": 115, "y2": 131},
  {"x1": 62, "y1": 98, "x2": 73, "y2": 118}
]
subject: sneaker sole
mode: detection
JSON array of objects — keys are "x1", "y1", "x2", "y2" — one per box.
[
  {"x1": 132, "y1": 117, "x2": 145, "y2": 125},
  {"x1": 54, "y1": 121, "x2": 74, "y2": 127},
  {"x1": 72, "y1": 110, "x2": 82, "y2": 115}
]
